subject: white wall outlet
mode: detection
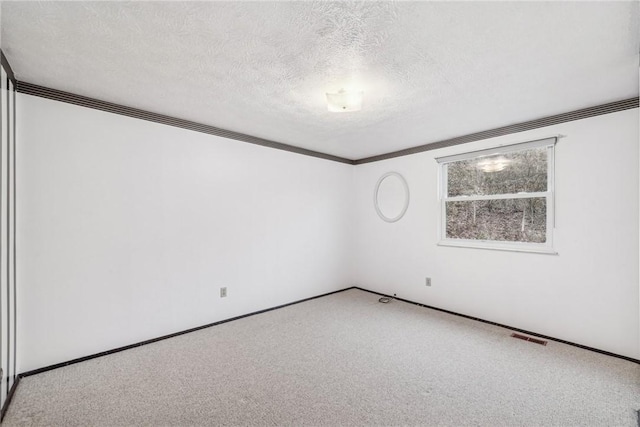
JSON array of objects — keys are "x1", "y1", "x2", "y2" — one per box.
[
  {"x1": 425, "y1": 277, "x2": 431, "y2": 287},
  {"x1": 220, "y1": 287, "x2": 227, "y2": 298}
]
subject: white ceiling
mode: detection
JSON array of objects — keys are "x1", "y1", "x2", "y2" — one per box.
[{"x1": 2, "y1": 1, "x2": 639, "y2": 160}]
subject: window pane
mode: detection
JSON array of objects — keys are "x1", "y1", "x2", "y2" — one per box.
[
  {"x1": 446, "y1": 198, "x2": 546, "y2": 243},
  {"x1": 447, "y1": 147, "x2": 547, "y2": 197}
]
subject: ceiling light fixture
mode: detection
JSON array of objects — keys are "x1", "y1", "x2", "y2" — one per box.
[{"x1": 326, "y1": 89, "x2": 363, "y2": 112}]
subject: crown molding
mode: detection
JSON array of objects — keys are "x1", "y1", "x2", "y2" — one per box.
[
  {"x1": 16, "y1": 80, "x2": 638, "y2": 166},
  {"x1": 354, "y1": 97, "x2": 639, "y2": 164},
  {"x1": 0, "y1": 51, "x2": 17, "y2": 85},
  {"x1": 16, "y1": 81, "x2": 355, "y2": 165}
]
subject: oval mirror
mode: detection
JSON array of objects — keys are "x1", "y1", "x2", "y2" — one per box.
[{"x1": 374, "y1": 172, "x2": 410, "y2": 223}]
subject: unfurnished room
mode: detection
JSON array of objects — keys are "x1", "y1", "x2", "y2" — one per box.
[{"x1": 0, "y1": 1, "x2": 638, "y2": 426}]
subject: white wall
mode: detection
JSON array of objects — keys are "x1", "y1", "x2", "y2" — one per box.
[
  {"x1": 16, "y1": 92, "x2": 640, "y2": 372},
  {"x1": 17, "y1": 94, "x2": 354, "y2": 372},
  {"x1": 353, "y1": 109, "x2": 640, "y2": 359}
]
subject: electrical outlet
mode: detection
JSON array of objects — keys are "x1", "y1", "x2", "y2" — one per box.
[
  {"x1": 425, "y1": 277, "x2": 431, "y2": 287},
  {"x1": 220, "y1": 287, "x2": 227, "y2": 298}
]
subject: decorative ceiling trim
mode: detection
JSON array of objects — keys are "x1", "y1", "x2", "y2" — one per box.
[
  {"x1": 16, "y1": 80, "x2": 638, "y2": 166},
  {"x1": 15, "y1": 81, "x2": 355, "y2": 165},
  {"x1": 354, "y1": 97, "x2": 639, "y2": 164},
  {"x1": 0, "y1": 51, "x2": 17, "y2": 85}
]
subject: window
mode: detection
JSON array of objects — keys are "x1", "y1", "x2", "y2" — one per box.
[{"x1": 437, "y1": 137, "x2": 557, "y2": 253}]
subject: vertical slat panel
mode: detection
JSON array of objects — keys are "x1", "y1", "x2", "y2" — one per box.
[
  {"x1": 0, "y1": 68, "x2": 7, "y2": 407},
  {"x1": 0, "y1": 55, "x2": 17, "y2": 418},
  {"x1": 12, "y1": 86, "x2": 16, "y2": 387},
  {"x1": 7, "y1": 79, "x2": 15, "y2": 393}
]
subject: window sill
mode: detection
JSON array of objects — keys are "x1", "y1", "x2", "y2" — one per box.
[{"x1": 438, "y1": 240, "x2": 558, "y2": 255}]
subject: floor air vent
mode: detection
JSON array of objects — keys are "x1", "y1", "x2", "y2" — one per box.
[{"x1": 511, "y1": 333, "x2": 547, "y2": 346}]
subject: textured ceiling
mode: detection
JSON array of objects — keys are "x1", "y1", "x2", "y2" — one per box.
[{"x1": 2, "y1": 1, "x2": 639, "y2": 160}]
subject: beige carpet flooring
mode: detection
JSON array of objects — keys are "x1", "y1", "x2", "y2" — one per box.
[{"x1": 4, "y1": 288, "x2": 640, "y2": 426}]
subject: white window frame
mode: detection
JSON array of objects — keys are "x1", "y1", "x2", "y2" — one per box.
[{"x1": 436, "y1": 137, "x2": 558, "y2": 254}]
